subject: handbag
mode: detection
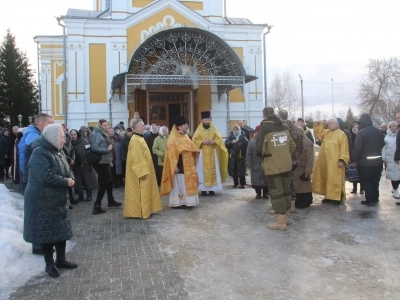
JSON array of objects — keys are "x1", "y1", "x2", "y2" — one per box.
[
  {"x1": 85, "y1": 144, "x2": 102, "y2": 165},
  {"x1": 345, "y1": 163, "x2": 359, "y2": 182}
]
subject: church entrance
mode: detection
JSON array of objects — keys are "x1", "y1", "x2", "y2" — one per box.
[{"x1": 149, "y1": 92, "x2": 188, "y2": 128}]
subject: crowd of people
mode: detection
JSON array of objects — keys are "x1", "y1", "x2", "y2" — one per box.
[{"x1": 1, "y1": 108, "x2": 398, "y2": 277}]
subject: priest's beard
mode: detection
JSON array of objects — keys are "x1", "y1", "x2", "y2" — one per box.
[{"x1": 202, "y1": 123, "x2": 210, "y2": 129}]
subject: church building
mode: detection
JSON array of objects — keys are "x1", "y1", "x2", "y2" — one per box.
[{"x1": 34, "y1": 0, "x2": 268, "y2": 135}]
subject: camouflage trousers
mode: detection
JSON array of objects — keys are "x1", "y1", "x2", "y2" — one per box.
[
  {"x1": 266, "y1": 171, "x2": 292, "y2": 215},
  {"x1": 290, "y1": 170, "x2": 296, "y2": 201}
]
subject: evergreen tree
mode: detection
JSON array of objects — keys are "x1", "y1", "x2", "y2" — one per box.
[
  {"x1": 344, "y1": 107, "x2": 356, "y2": 129},
  {"x1": 0, "y1": 29, "x2": 38, "y2": 127}
]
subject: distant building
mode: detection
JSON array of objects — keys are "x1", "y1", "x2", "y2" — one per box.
[{"x1": 34, "y1": 0, "x2": 268, "y2": 135}]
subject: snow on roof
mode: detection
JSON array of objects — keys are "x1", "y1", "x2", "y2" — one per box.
[{"x1": 66, "y1": 9, "x2": 107, "y2": 18}]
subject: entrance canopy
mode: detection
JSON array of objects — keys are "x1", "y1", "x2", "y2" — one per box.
[{"x1": 111, "y1": 27, "x2": 257, "y2": 94}]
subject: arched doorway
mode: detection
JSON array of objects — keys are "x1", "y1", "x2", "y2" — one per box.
[{"x1": 112, "y1": 27, "x2": 256, "y2": 130}]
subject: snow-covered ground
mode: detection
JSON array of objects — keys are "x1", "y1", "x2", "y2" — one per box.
[
  {"x1": 0, "y1": 184, "x2": 43, "y2": 299},
  {"x1": 0, "y1": 184, "x2": 74, "y2": 300}
]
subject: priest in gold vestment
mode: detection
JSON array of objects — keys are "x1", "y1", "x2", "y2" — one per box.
[
  {"x1": 312, "y1": 118, "x2": 350, "y2": 204},
  {"x1": 192, "y1": 111, "x2": 228, "y2": 196},
  {"x1": 161, "y1": 116, "x2": 200, "y2": 207},
  {"x1": 123, "y1": 119, "x2": 162, "y2": 218}
]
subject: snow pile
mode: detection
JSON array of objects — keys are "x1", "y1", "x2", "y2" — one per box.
[{"x1": 0, "y1": 184, "x2": 43, "y2": 300}]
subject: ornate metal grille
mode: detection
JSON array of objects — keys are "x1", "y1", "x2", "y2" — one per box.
[{"x1": 126, "y1": 28, "x2": 246, "y2": 89}]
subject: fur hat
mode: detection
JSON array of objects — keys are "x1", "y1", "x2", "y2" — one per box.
[{"x1": 43, "y1": 124, "x2": 63, "y2": 150}]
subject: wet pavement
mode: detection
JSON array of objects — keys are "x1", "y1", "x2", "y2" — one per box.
[{"x1": 6, "y1": 171, "x2": 400, "y2": 300}]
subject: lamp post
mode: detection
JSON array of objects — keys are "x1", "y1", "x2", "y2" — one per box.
[
  {"x1": 299, "y1": 74, "x2": 304, "y2": 119},
  {"x1": 262, "y1": 24, "x2": 273, "y2": 107},
  {"x1": 17, "y1": 114, "x2": 22, "y2": 127},
  {"x1": 28, "y1": 116, "x2": 33, "y2": 124},
  {"x1": 331, "y1": 78, "x2": 334, "y2": 116}
]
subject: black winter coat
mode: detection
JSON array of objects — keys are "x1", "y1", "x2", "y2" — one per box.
[
  {"x1": 225, "y1": 133, "x2": 248, "y2": 177},
  {"x1": 71, "y1": 130, "x2": 89, "y2": 165},
  {"x1": 352, "y1": 114, "x2": 385, "y2": 167},
  {"x1": 23, "y1": 136, "x2": 74, "y2": 244}
]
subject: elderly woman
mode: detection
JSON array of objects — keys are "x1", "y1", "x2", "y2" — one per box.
[
  {"x1": 23, "y1": 124, "x2": 77, "y2": 277},
  {"x1": 70, "y1": 129, "x2": 98, "y2": 201},
  {"x1": 225, "y1": 124, "x2": 248, "y2": 189},
  {"x1": 144, "y1": 124, "x2": 161, "y2": 185},
  {"x1": 79, "y1": 125, "x2": 92, "y2": 142},
  {"x1": 246, "y1": 125, "x2": 268, "y2": 198},
  {"x1": 382, "y1": 121, "x2": 400, "y2": 199},
  {"x1": 312, "y1": 118, "x2": 350, "y2": 205},
  {"x1": 152, "y1": 126, "x2": 169, "y2": 186}
]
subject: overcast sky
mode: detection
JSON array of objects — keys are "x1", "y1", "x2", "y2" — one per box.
[{"x1": 1, "y1": 0, "x2": 399, "y2": 119}]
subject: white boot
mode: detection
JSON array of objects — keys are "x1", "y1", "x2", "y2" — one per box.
[{"x1": 393, "y1": 189, "x2": 400, "y2": 199}]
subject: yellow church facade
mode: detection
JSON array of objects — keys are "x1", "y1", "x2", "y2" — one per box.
[{"x1": 35, "y1": 0, "x2": 268, "y2": 135}]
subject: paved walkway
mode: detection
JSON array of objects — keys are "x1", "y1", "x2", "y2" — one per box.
[{"x1": 6, "y1": 172, "x2": 400, "y2": 300}]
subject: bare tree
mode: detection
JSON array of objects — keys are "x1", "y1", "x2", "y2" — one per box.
[
  {"x1": 268, "y1": 71, "x2": 300, "y2": 117},
  {"x1": 358, "y1": 57, "x2": 400, "y2": 123}
]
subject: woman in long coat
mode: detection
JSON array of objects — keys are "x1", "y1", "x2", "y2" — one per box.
[
  {"x1": 23, "y1": 124, "x2": 77, "y2": 277},
  {"x1": 382, "y1": 121, "x2": 400, "y2": 199},
  {"x1": 294, "y1": 127, "x2": 315, "y2": 208},
  {"x1": 225, "y1": 124, "x2": 248, "y2": 189},
  {"x1": 145, "y1": 124, "x2": 161, "y2": 185},
  {"x1": 246, "y1": 125, "x2": 268, "y2": 198},
  {"x1": 70, "y1": 129, "x2": 98, "y2": 201},
  {"x1": 152, "y1": 126, "x2": 169, "y2": 186},
  {"x1": 349, "y1": 121, "x2": 363, "y2": 194}
]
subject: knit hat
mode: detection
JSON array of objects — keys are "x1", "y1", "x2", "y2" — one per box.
[{"x1": 43, "y1": 124, "x2": 63, "y2": 150}]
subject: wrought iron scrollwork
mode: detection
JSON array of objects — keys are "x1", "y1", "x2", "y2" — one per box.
[{"x1": 128, "y1": 28, "x2": 245, "y2": 78}]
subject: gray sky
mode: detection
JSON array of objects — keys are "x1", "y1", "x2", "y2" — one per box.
[{"x1": 1, "y1": 0, "x2": 399, "y2": 119}]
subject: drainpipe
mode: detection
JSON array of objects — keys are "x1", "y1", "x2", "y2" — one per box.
[
  {"x1": 33, "y1": 37, "x2": 41, "y2": 113},
  {"x1": 262, "y1": 25, "x2": 273, "y2": 107},
  {"x1": 226, "y1": 90, "x2": 230, "y2": 137},
  {"x1": 57, "y1": 17, "x2": 68, "y2": 125},
  {"x1": 109, "y1": 93, "x2": 114, "y2": 125}
]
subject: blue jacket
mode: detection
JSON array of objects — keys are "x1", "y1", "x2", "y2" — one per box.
[{"x1": 18, "y1": 125, "x2": 41, "y2": 180}]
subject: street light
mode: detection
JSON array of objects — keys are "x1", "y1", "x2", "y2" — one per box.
[
  {"x1": 17, "y1": 114, "x2": 22, "y2": 127},
  {"x1": 299, "y1": 74, "x2": 304, "y2": 119},
  {"x1": 28, "y1": 116, "x2": 33, "y2": 124},
  {"x1": 331, "y1": 78, "x2": 334, "y2": 116}
]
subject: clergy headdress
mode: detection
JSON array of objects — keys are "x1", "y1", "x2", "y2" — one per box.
[
  {"x1": 174, "y1": 116, "x2": 187, "y2": 127},
  {"x1": 200, "y1": 111, "x2": 211, "y2": 119}
]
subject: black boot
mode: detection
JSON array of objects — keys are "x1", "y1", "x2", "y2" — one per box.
[
  {"x1": 54, "y1": 241, "x2": 78, "y2": 269},
  {"x1": 255, "y1": 188, "x2": 261, "y2": 199},
  {"x1": 43, "y1": 244, "x2": 60, "y2": 277},
  {"x1": 351, "y1": 182, "x2": 357, "y2": 194},
  {"x1": 119, "y1": 175, "x2": 124, "y2": 187},
  {"x1": 263, "y1": 187, "x2": 269, "y2": 199},
  {"x1": 77, "y1": 191, "x2": 84, "y2": 202},
  {"x1": 92, "y1": 203, "x2": 106, "y2": 215},
  {"x1": 68, "y1": 188, "x2": 78, "y2": 205},
  {"x1": 107, "y1": 195, "x2": 122, "y2": 208},
  {"x1": 85, "y1": 190, "x2": 93, "y2": 202}
]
